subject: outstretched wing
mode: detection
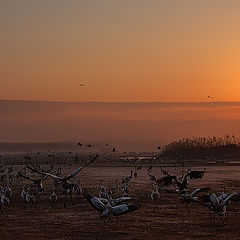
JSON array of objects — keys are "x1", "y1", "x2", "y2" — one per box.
[
  {"x1": 63, "y1": 166, "x2": 84, "y2": 181},
  {"x1": 230, "y1": 193, "x2": 240, "y2": 202},
  {"x1": 217, "y1": 193, "x2": 228, "y2": 203},
  {"x1": 85, "y1": 154, "x2": 99, "y2": 167},
  {"x1": 157, "y1": 175, "x2": 176, "y2": 187},
  {"x1": 26, "y1": 163, "x2": 51, "y2": 180},
  {"x1": 223, "y1": 193, "x2": 237, "y2": 207},
  {"x1": 26, "y1": 163, "x2": 45, "y2": 177},
  {"x1": 190, "y1": 187, "x2": 210, "y2": 197},
  {"x1": 113, "y1": 196, "x2": 132, "y2": 205},
  {"x1": 25, "y1": 164, "x2": 49, "y2": 182},
  {"x1": 82, "y1": 189, "x2": 106, "y2": 211},
  {"x1": 44, "y1": 172, "x2": 63, "y2": 181},
  {"x1": 41, "y1": 174, "x2": 49, "y2": 181},
  {"x1": 112, "y1": 201, "x2": 141, "y2": 216},
  {"x1": 18, "y1": 172, "x2": 36, "y2": 182}
]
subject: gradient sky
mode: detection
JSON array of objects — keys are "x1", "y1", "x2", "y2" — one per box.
[{"x1": 1, "y1": 0, "x2": 240, "y2": 102}]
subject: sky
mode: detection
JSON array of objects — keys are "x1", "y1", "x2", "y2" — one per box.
[{"x1": 0, "y1": 0, "x2": 240, "y2": 102}]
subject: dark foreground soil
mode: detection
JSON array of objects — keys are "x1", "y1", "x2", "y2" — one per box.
[{"x1": 1, "y1": 163, "x2": 240, "y2": 240}]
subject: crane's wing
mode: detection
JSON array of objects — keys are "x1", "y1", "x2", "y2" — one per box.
[
  {"x1": 190, "y1": 187, "x2": 210, "y2": 197},
  {"x1": 112, "y1": 201, "x2": 141, "y2": 216},
  {"x1": 63, "y1": 166, "x2": 84, "y2": 181},
  {"x1": 230, "y1": 193, "x2": 240, "y2": 202},
  {"x1": 113, "y1": 196, "x2": 132, "y2": 205},
  {"x1": 157, "y1": 175, "x2": 177, "y2": 188},
  {"x1": 222, "y1": 193, "x2": 237, "y2": 206},
  {"x1": 18, "y1": 172, "x2": 36, "y2": 182},
  {"x1": 82, "y1": 189, "x2": 106, "y2": 211},
  {"x1": 41, "y1": 174, "x2": 49, "y2": 181},
  {"x1": 26, "y1": 163, "x2": 45, "y2": 177},
  {"x1": 24, "y1": 164, "x2": 49, "y2": 182},
  {"x1": 85, "y1": 154, "x2": 99, "y2": 167},
  {"x1": 45, "y1": 172, "x2": 64, "y2": 181},
  {"x1": 26, "y1": 163, "x2": 51, "y2": 179},
  {"x1": 217, "y1": 193, "x2": 228, "y2": 202}
]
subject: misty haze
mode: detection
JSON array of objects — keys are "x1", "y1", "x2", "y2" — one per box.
[{"x1": 1, "y1": 100, "x2": 240, "y2": 152}]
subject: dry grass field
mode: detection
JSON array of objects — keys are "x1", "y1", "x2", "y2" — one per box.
[{"x1": 1, "y1": 160, "x2": 240, "y2": 240}]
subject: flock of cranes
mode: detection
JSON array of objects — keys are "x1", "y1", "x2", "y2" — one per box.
[
  {"x1": 147, "y1": 167, "x2": 240, "y2": 224},
  {"x1": 0, "y1": 152, "x2": 240, "y2": 231}
]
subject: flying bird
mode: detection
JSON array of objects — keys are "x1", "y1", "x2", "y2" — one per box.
[{"x1": 40, "y1": 154, "x2": 98, "y2": 192}]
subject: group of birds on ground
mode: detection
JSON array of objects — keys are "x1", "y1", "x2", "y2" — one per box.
[
  {"x1": 0, "y1": 154, "x2": 97, "y2": 211},
  {"x1": 0, "y1": 152, "x2": 240, "y2": 229},
  {"x1": 147, "y1": 166, "x2": 240, "y2": 225}
]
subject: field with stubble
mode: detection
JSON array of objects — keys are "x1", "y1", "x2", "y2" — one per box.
[{"x1": 1, "y1": 161, "x2": 240, "y2": 240}]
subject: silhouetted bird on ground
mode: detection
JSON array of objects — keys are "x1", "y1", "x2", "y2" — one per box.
[
  {"x1": 24, "y1": 155, "x2": 31, "y2": 161},
  {"x1": 187, "y1": 168, "x2": 206, "y2": 180}
]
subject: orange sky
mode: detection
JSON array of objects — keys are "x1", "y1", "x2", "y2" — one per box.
[{"x1": 0, "y1": 1, "x2": 240, "y2": 102}]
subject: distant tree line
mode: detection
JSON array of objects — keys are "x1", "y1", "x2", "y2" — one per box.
[{"x1": 161, "y1": 135, "x2": 240, "y2": 160}]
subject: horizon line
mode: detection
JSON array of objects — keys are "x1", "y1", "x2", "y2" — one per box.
[{"x1": 1, "y1": 98, "x2": 240, "y2": 104}]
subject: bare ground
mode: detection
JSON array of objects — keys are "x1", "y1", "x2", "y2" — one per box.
[{"x1": 1, "y1": 163, "x2": 240, "y2": 240}]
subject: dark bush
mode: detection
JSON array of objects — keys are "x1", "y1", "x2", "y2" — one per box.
[{"x1": 161, "y1": 135, "x2": 240, "y2": 160}]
